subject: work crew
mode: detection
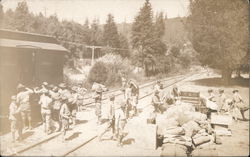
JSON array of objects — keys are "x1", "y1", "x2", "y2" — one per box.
[
  {"x1": 152, "y1": 90, "x2": 164, "y2": 113},
  {"x1": 128, "y1": 79, "x2": 139, "y2": 117},
  {"x1": 115, "y1": 100, "x2": 127, "y2": 147},
  {"x1": 16, "y1": 84, "x2": 34, "y2": 130},
  {"x1": 60, "y1": 96, "x2": 71, "y2": 142},
  {"x1": 9, "y1": 95, "x2": 23, "y2": 142},
  {"x1": 38, "y1": 88, "x2": 52, "y2": 134},
  {"x1": 99, "y1": 94, "x2": 116, "y2": 141},
  {"x1": 93, "y1": 86, "x2": 103, "y2": 125},
  {"x1": 232, "y1": 89, "x2": 249, "y2": 121}
]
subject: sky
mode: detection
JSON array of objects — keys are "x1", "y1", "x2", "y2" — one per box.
[{"x1": 1, "y1": 0, "x2": 189, "y2": 24}]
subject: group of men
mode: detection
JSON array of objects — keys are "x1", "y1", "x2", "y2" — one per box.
[
  {"x1": 9, "y1": 82, "x2": 87, "y2": 143},
  {"x1": 207, "y1": 88, "x2": 249, "y2": 121},
  {"x1": 93, "y1": 79, "x2": 139, "y2": 147},
  {"x1": 151, "y1": 80, "x2": 180, "y2": 114}
]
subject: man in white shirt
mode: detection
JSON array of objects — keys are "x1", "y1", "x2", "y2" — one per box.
[
  {"x1": 16, "y1": 84, "x2": 34, "y2": 130},
  {"x1": 115, "y1": 100, "x2": 127, "y2": 147},
  {"x1": 99, "y1": 94, "x2": 116, "y2": 141},
  {"x1": 39, "y1": 89, "x2": 52, "y2": 134}
]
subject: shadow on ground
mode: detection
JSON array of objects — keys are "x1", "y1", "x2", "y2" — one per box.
[
  {"x1": 191, "y1": 77, "x2": 249, "y2": 87},
  {"x1": 76, "y1": 120, "x2": 88, "y2": 125},
  {"x1": 22, "y1": 131, "x2": 34, "y2": 140},
  {"x1": 122, "y1": 138, "x2": 135, "y2": 145},
  {"x1": 66, "y1": 131, "x2": 81, "y2": 141}
]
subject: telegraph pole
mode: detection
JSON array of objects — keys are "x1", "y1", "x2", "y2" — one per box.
[{"x1": 85, "y1": 45, "x2": 102, "y2": 66}]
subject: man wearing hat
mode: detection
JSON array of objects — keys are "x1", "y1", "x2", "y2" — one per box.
[
  {"x1": 9, "y1": 95, "x2": 22, "y2": 142},
  {"x1": 128, "y1": 79, "x2": 139, "y2": 117},
  {"x1": 217, "y1": 89, "x2": 227, "y2": 113},
  {"x1": 51, "y1": 92, "x2": 62, "y2": 132},
  {"x1": 60, "y1": 96, "x2": 71, "y2": 141},
  {"x1": 153, "y1": 80, "x2": 161, "y2": 92},
  {"x1": 208, "y1": 89, "x2": 216, "y2": 102},
  {"x1": 68, "y1": 93, "x2": 78, "y2": 126},
  {"x1": 38, "y1": 89, "x2": 52, "y2": 134},
  {"x1": 232, "y1": 89, "x2": 249, "y2": 121},
  {"x1": 170, "y1": 85, "x2": 180, "y2": 102},
  {"x1": 152, "y1": 90, "x2": 164, "y2": 113},
  {"x1": 115, "y1": 100, "x2": 127, "y2": 147},
  {"x1": 93, "y1": 86, "x2": 103, "y2": 125},
  {"x1": 99, "y1": 94, "x2": 116, "y2": 141},
  {"x1": 16, "y1": 84, "x2": 34, "y2": 130}
]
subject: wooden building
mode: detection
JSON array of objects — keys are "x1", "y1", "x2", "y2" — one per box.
[{"x1": 0, "y1": 29, "x2": 68, "y2": 116}]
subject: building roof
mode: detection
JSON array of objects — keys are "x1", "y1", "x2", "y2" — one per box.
[
  {"x1": 0, "y1": 38, "x2": 68, "y2": 52},
  {"x1": 0, "y1": 29, "x2": 68, "y2": 53}
]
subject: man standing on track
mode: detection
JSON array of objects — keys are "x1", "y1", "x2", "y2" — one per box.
[
  {"x1": 128, "y1": 79, "x2": 139, "y2": 117},
  {"x1": 99, "y1": 94, "x2": 116, "y2": 141},
  {"x1": 16, "y1": 84, "x2": 34, "y2": 130},
  {"x1": 93, "y1": 86, "x2": 103, "y2": 125},
  {"x1": 9, "y1": 95, "x2": 23, "y2": 142},
  {"x1": 60, "y1": 96, "x2": 71, "y2": 142},
  {"x1": 38, "y1": 89, "x2": 52, "y2": 135},
  {"x1": 232, "y1": 89, "x2": 249, "y2": 121},
  {"x1": 152, "y1": 90, "x2": 164, "y2": 113},
  {"x1": 115, "y1": 100, "x2": 127, "y2": 147}
]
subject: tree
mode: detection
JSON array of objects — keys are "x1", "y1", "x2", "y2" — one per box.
[
  {"x1": 14, "y1": 1, "x2": 30, "y2": 31},
  {"x1": 90, "y1": 18, "x2": 103, "y2": 46},
  {"x1": 103, "y1": 14, "x2": 120, "y2": 48},
  {"x1": 187, "y1": 0, "x2": 249, "y2": 84},
  {"x1": 118, "y1": 33, "x2": 130, "y2": 58},
  {"x1": 131, "y1": 0, "x2": 156, "y2": 76},
  {"x1": 155, "y1": 12, "x2": 165, "y2": 39}
]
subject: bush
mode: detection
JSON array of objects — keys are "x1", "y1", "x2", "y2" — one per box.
[
  {"x1": 87, "y1": 61, "x2": 109, "y2": 85},
  {"x1": 98, "y1": 54, "x2": 132, "y2": 85}
]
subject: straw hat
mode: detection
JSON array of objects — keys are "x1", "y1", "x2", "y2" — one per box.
[{"x1": 232, "y1": 89, "x2": 239, "y2": 93}]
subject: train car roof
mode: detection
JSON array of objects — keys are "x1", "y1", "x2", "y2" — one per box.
[{"x1": 0, "y1": 29, "x2": 68, "y2": 53}]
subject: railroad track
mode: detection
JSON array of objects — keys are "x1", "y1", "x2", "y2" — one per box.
[
  {"x1": 62, "y1": 72, "x2": 206, "y2": 156},
  {"x1": 5, "y1": 71, "x2": 204, "y2": 156}
]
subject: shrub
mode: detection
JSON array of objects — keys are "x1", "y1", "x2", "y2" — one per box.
[{"x1": 87, "y1": 61, "x2": 109, "y2": 85}]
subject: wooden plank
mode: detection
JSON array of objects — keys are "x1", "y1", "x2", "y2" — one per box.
[{"x1": 211, "y1": 114, "x2": 232, "y2": 125}]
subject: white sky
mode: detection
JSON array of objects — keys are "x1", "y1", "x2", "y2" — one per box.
[{"x1": 1, "y1": 0, "x2": 189, "y2": 24}]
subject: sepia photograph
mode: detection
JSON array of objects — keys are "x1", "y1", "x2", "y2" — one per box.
[{"x1": 0, "y1": 0, "x2": 249, "y2": 156}]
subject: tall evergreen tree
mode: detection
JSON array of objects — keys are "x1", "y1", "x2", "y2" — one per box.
[
  {"x1": 14, "y1": 1, "x2": 30, "y2": 31},
  {"x1": 131, "y1": 0, "x2": 156, "y2": 76},
  {"x1": 103, "y1": 14, "x2": 120, "y2": 48},
  {"x1": 155, "y1": 12, "x2": 165, "y2": 39},
  {"x1": 90, "y1": 18, "x2": 103, "y2": 46}
]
